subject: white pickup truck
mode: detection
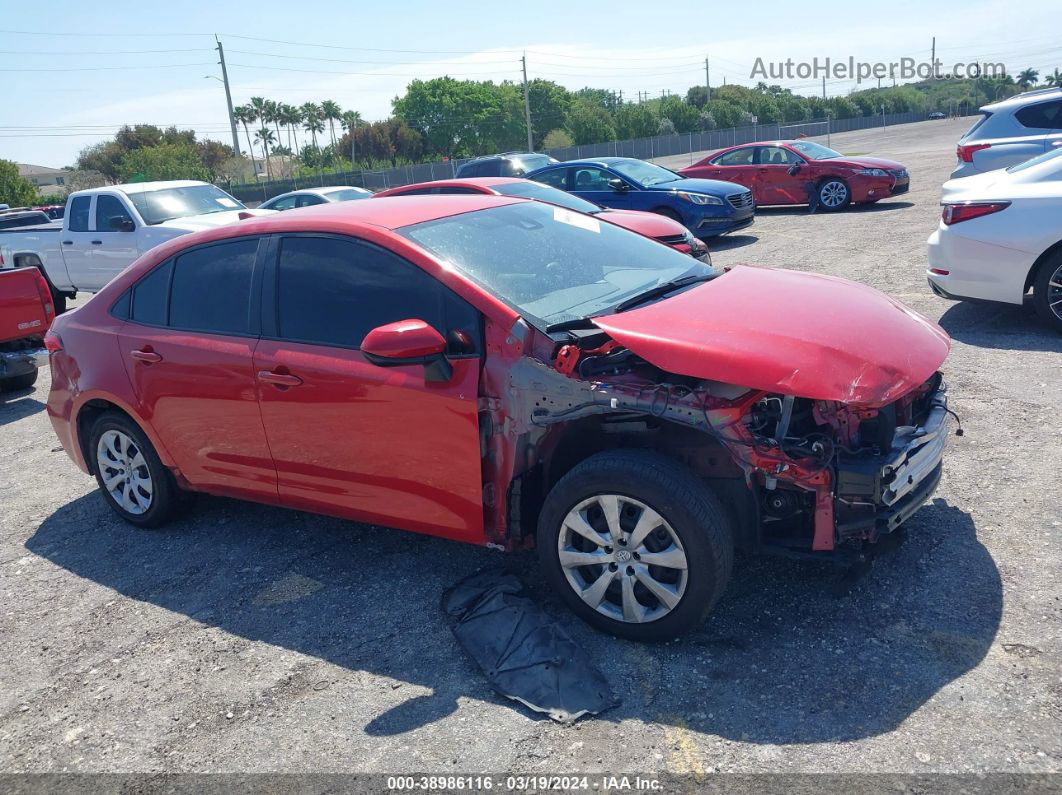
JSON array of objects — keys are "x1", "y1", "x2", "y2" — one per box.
[{"x1": 0, "y1": 181, "x2": 271, "y2": 312}]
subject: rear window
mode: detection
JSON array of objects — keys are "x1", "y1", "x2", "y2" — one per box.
[
  {"x1": 131, "y1": 261, "x2": 173, "y2": 326},
  {"x1": 323, "y1": 188, "x2": 371, "y2": 201},
  {"x1": 0, "y1": 212, "x2": 49, "y2": 229},
  {"x1": 963, "y1": 112, "x2": 991, "y2": 140}
]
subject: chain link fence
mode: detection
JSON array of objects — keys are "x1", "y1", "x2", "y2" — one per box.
[{"x1": 223, "y1": 109, "x2": 970, "y2": 205}]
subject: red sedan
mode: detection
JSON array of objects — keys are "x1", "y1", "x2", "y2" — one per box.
[
  {"x1": 45, "y1": 195, "x2": 951, "y2": 640},
  {"x1": 679, "y1": 140, "x2": 910, "y2": 211},
  {"x1": 375, "y1": 177, "x2": 710, "y2": 261}
]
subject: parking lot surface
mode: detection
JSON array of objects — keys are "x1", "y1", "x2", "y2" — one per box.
[{"x1": 1, "y1": 117, "x2": 1059, "y2": 777}]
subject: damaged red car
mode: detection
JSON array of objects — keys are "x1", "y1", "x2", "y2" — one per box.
[{"x1": 45, "y1": 195, "x2": 952, "y2": 640}]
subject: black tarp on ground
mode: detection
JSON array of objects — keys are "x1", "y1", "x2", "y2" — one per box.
[{"x1": 442, "y1": 570, "x2": 617, "y2": 723}]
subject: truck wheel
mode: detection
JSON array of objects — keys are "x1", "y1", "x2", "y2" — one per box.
[
  {"x1": 817, "y1": 178, "x2": 851, "y2": 211},
  {"x1": 0, "y1": 370, "x2": 38, "y2": 392},
  {"x1": 89, "y1": 412, "x2": 182, "y2": 528},
  {"x1": 51, "y1": 291, "x2": 68, "y2": 315},
  {"x1": 537, "y1": 450, "x2": 734, "y2": 641},
  {"x1": 1032, "y1": 251, "x2": 1062, "y2": 332}
]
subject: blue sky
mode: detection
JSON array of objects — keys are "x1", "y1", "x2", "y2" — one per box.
[{"x1": 3, "y1": 0, "x2": 1060, "y2": 167}]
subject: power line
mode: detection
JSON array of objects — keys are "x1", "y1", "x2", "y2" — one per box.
[
  {"x1": 0, "y1": 62, "x2": 216, "y2": 72},
  {"x1": 5, "y1": 48, "x2": 210, "y2": 55},
  {"x1": 226, "y1": 48, "x2": 519, "y2": 66},
  {"x1": 226, "y1": 62, "x2": 520, "y2": 77}
]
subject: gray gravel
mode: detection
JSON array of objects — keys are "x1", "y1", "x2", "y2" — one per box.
[{"x1": 1, "y1": 118, "x2": 1059, "y2": 777}]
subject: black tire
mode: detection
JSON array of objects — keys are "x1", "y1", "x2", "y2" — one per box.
[
  {"x1": 816, "y1": 178, "x2": 851, "y2": 212},
  {"x1": 88, "y1": 411, "x2": 182, "y2": 528},
  {"x1": 537, "y1": 450, "x2": 734, "y2": 641},
  {"x1": 652, "y1": 207, "x2": 685, "y2": 225},
  {"x1": 1032, "y1": 250, "x2": 1062, "y2": 332},
  {"x1": 0, "y1": 369, "x2": 38, "y2": 392},
  {"x1": 51, "y1": 289, "x2": 68, "y2": 315}
]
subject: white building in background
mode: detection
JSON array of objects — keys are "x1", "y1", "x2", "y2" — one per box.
[{"x1": 18, "y1": 164, "x2": 74, "y2": 194}]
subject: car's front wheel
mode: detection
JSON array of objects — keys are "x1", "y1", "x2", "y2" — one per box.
[
  {"x1": 817, "y1": 178, "x2": 851, "y2": 211},
  {"x1": 1032, "y1": 251, "x2": 1062, "y2": 332},
  {"x1": 537, "y1": 450, "x2": 734, "y2": 641},
  {"x1": 89, "y1": 412, "x2": 182, "y2": 528}
]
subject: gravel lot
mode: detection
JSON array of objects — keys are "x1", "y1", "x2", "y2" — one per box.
[{"x1": 1, "y1": 117, "x2": 1059, "y2": 780}]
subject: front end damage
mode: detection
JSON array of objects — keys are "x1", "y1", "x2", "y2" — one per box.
[{"x1": 478, "y1": 315, "x2": 952, "y2": 563}]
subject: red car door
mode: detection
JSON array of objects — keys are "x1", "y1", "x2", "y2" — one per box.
[
  {"x1": 116, "y1": 237, "x2": 279, "y2": 502},
  {"x1": 252, "y1": 234, "x2": 484, "y2": 542},
  {"x1": 752, "y1": 145, "x2": 809, "y2": 204},
  {"x1": 686, "y1": 146, "x2": 757, "y2": 193}
]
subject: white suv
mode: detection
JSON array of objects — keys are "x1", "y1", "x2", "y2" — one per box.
[{"x1": 952, "y1": 88, "x2": 1062, "y2": 178}]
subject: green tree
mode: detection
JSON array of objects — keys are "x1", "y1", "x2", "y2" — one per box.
[
  {"x1": 542, "y1": 128, "x2": 574, "y2": 149},
  {"x1": 527, "y1": 80, "x2": 572, "y2": 148},
  {"x1": 75, "y1": 141, "x2": 125, "y2": 182},
  {"x1": 613, "y1": 102, "x2": 659, "y2": 138},
  {"x1": 659, "y1": 96, "x2": 702, "y2": 132},
  {"x1": 685, "y1": 85, "x2": 709, "y2": 108},
  {"x1": 254, "y1": 127, "x2": 276, "y2": 180},
  {"x1": 704, "y1": 100, "x2": 748, "y2": 128},
  {"x1": 320, "y1": 100, "x2": 342, "y2": 149},
  {"x1": 573, "y1": 87, "x2": 620, "y2": 113},
  {"x1": 566, "y1": 100, "x2": 615, "y2": 145},
  {"x1": 196, "y1": 140, "x2": 236, "y2": 180},
  {"x1": 1017, "y1": 68, "x2": 1039, "y2": 88},
  {"x1": 340, "y1": 110, "x2": 362, "y2": 165},
  {"x1": 300, "y1": 103, "x2": 323, "y2": 150},
  {"x1": 0, "y1": 159, "x2": 38, "y2": 206},
  {"x1": 233, "y1": 105, "x2": 259, "y2": 183},
  {"x1": 117, "y1": 143, "x2": 209, "y2": 182},
  {"x1": 1046, "y1": 68, "x2": 1062, "y2": 88}
]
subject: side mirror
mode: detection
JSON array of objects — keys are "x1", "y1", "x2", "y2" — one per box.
[
  {"x1": 607, "y1": 177, "x2": 629, "y2": 192},
  {"x1": 361, "y1": 319, "x2": 452, "y2": 382},
  {"x1": 786, "y1": 164, "x2": 802, "y2": 176},
  {"x1": 110, "y1": 216, "x2": 135, "y2": 232}
]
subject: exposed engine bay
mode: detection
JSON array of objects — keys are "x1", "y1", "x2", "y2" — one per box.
[{"x1": 478, "y1": 317, "x2": 952, "y2": 562}]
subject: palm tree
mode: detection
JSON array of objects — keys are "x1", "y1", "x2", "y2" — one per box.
[
  {"x1": 341, "y1": 110, "x2": 362, "y2": 167},
  {"x1": 255, "y1": 127, "x2": 276, "y2": 181},
  {"x1": 1017, "y1": 68, "x2": 1040, "y2": 89},
  {"x1": 233, "y1": 105, "x2": 259, "y2": 184},
  {"x1": 280, "y1": 103, "x2": 302, "y2": 155},
  {"x1": 265, "y1": 100, "x2": 284, "y2": 147},
  {"x1": 1046, "y1": 68, "x2": 1062, "y2": 88},
  {"x1": 301, "y1": 103, "x2": 323, "y2": 151},
  {"x1": 321, "y1": 100, "x2": 342, "y2": 149}
]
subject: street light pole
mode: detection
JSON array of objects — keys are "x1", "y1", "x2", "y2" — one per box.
[
  {"x1": 214, "y1": 36, "x2": 241, "y2": 156},
  {"x1": 521, "y1": 53, "x2": 534, "y2": 151}
]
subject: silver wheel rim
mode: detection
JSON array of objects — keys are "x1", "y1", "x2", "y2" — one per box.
[
  {"x1": 819, "y1": 180, "x2": 848, "y2": 207},
  {"x1": 1048, "y1": 262, "x2": 1062, "y2": 321},
  {"x1": 96, "y1": 430, "x2": 153, "y2": 515},
  {"x1": 557, "y1": 494, "x2": 688, "y2": 624}
]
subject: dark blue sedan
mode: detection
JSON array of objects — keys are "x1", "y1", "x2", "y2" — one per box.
[{"x1": 526, "y1": 157, "x2": 754, "y2": 238}]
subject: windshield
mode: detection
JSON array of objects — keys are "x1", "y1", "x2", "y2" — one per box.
[
  {"x1": 609, "y1": 160, "x2": 681, "y2": 186},
  {"x1": 789, "y1": 141, "x2": 843, "y2": 160},
  {"x1": 493, "y1": 181, "x2": 601, "y2": 214},
  {"x1": 400, "y1": 201, "x2": 716, "y2": 328},
  {"x1": 125, "y1": 185, "x2": 246, "y2": 225},
  {"x1": 324, "y1": 188, "x2": 372, "y2": 201},
  {"x1": 1006, "y1": 147, "x2": 1062, "y2": 174}
]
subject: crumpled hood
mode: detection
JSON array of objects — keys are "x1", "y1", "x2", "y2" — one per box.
[
  {"x1": 826, "y1": 155, "x2": 905, "y2": 171},
  {"x1": 158, "y1": 208, "x2": 273, "y2": 232},
  {"x1": 647, "y1": 177, "x2": 748, "y2": 196},
  {"x1": 592, "y1": 266, "x2": 950, "y2": 406}
]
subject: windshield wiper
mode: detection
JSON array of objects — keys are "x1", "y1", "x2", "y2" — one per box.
[
  {"x1": 612, "y1": 273, "x2": 715, "y2": 313},
  {"x1": 545, "y1": 317, "x2": 600, "y2": 333}
]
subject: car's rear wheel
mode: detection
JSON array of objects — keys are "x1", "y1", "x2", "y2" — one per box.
[
  {"x1": 0, "y1": 370, "x2": 38, "y2": 392},
  {"x1": 1032, "y1": 251, "x2": 1062, "y2": 332},
  {"x1": 89, "y1": 412, "x2": 181, "y2": 528},
  {"x1": 817, "y1": 178, "x2": 851, "y2": 211},
  {"x1": 537, "y1": 450, "x2": 734, "y2": 641}
]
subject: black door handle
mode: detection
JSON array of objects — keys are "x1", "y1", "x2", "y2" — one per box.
[
  {"x1": 62, "y1": 240, "x2": 73, "y2": 245},
  {"x1": 91, "y1": 240, "x2": 103, "y2": 245}
]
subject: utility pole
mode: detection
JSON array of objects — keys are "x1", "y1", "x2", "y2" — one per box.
[
  {"x1": 705, "y1": 56, "x2": 711, "y2": 102},
  {"x1": 214, "y1": 36, "x2": 241, "y2": 157},
  {"x1": 521, "y1": 53, "x2": 533, "y2": 151},
  {"x1": 931, "y1": 36, "x2": 936, "y2": 78}
]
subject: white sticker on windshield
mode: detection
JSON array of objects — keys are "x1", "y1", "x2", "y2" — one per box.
[
  {"x1": 217, "y1": 197, "x2": 239, "y2": 208},
  {"x1": 553, "y1": 206, "x2": 600, "y2": 234}
]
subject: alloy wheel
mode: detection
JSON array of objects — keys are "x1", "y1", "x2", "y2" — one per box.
[
  {"x1": 557, "y1": 494, "x2": 688, "y2": 624},
  {"x1": 819, "y1": 180, "x2": 848, "y2": 208},
  {"x1": 1047, "y1": 262, "x2": 1062, "y2": 322},
  {"x1": 96, "y1": 429, "x2": 153, "y2": 515}
]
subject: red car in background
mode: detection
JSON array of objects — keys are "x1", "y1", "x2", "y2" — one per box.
[
  {"x1": 679, "y1": 140, "x2": 910, "y2": 211},
  {"x1": 45, "y1": 195, "x2": 951, "y2": 640},
  {"x1": 375, "y1": 177, "x2": 711, "y2": 261}
]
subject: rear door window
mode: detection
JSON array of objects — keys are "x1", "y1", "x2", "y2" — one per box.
[
  {"x1": 169, "y1": 239, "x2": 258, "y2": 335},
  {"x1": 67, "y1": 196, "x2": 91, "y2": 232},
  {"x1": 131, "y1": 260, "x2": 173, "y2": 326},
  {"x1": 1015, "y1": 101, "x2": 1062, "y2": 131}
]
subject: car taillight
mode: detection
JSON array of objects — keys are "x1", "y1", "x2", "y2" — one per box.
[
  {"x1": 44, "y1": 329, "x2": 63, "y2": 352},
  {"x1": 941, "y1": 201, "x2": 1010, "y2": 225},
  {"x1": 32, "y1": 269, "x2": 55, "y2": 321},
  {"x1": 957, "y1": 142, "x2": 991, "y2": 162}
]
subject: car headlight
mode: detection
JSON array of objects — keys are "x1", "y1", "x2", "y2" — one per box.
[
  {"x1": 854, "y1": 168, "x2": 888, "y2": 177},
  {"x1": 675, "y1": 191, "x2": 723, "y2": 205}
]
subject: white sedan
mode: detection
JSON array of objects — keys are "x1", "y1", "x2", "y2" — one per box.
[
  {"x1": 258, "y1": 185, "x2": 372, "y2": 211},
  {"x1": 927, "y1": 149, "x2": 1062, "y2": 330}
]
